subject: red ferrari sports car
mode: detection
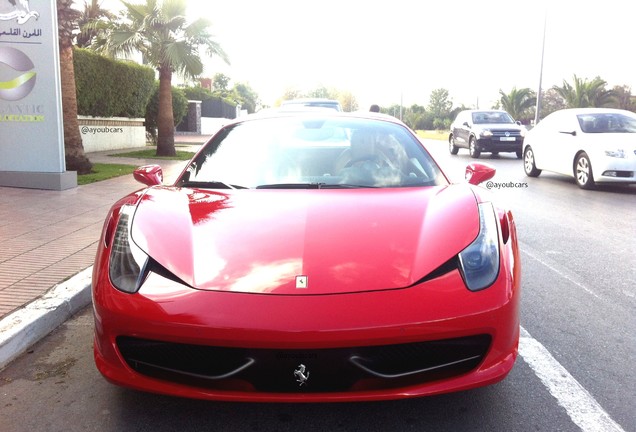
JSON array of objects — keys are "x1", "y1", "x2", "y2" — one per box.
[{"x1": 92, "y1": 112, "x2": 521, "y2": 402}]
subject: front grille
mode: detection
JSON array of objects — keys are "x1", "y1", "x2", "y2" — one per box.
[
  {"x1": 117, "y1": 334, "x2": 491, "y2": 393},
  {"x1": 491, "y1": 130, "x2": 522, "y2": 137}
]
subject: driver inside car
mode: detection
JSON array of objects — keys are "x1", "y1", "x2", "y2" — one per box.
[{"x1": 338, "y1": 129, "x2": 403, "y2": 186}]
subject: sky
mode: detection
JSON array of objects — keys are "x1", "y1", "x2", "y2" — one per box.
[{"x1": 98, "y1": 0, "x2": 636, "y2": 110}]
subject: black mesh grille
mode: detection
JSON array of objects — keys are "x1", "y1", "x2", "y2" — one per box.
[
  {"x1": 117, "y1": 334, "x2": 491, "y2": 393},
  {"x1": 491, "y1": 130, "x2": 522, "y2": 137}
]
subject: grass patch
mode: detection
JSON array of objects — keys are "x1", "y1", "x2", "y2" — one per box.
[
  {"x1": 78, "y1": 163, "x2": 137, "y2": 185},
  {"x1": 416, "y1": 130, "x2": 448, "y2": 141},
  {"x1": 109, "y1": 149, "x2": 195, "y2": 160}
]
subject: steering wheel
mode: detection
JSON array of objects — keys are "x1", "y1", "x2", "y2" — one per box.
[{"x1": 344, "y1": 156, "x2": 379, "y2": 168}]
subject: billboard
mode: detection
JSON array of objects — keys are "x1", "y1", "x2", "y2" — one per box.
[{"x1": 0, "y1": 0, "x2": 74, "y2": 190}]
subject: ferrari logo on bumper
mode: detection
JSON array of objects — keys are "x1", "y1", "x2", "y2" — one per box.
[{"x1": 294, "y1": 364, "x2": 310, "y2": 386}]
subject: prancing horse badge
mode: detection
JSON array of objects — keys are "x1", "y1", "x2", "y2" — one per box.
[{"x1": 294, "y1": 364, "x2": 310, "y2": 386}]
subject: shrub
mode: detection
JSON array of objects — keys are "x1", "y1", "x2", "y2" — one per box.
[{"x1": 182, "y1": 86, "x2": 214, "y2": 101}]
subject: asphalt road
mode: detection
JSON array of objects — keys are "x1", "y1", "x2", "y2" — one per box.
[{"x1": 1, "y1": 139, "x2": 634, "y2": 432}]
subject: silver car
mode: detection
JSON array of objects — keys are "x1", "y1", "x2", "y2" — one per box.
[{"x1": 449, "y1": 110, "x2": 526, "y2": 159}]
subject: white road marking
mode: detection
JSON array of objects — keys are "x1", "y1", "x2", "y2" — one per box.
[
  {"x1": 520, "y1": 243, "x2": 602, "y2": 300},
  {"x1": 519, "y1": 327, "x2": 626, "y2": 432}
]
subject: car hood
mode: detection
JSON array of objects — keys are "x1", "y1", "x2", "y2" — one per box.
[
  {"x1": 130, "y1": 185, "x2": 479, "y2": 295},
  {"x1": 474, "y1": 123, "x2": 524, "y2": 131}
]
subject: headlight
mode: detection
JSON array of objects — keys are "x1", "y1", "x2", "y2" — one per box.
[
  {"x1": 520, "y1": 128, "x2": 527, "y2": 137},
  {"x1": 458, "y1": 202, "x2": 500, "y2": 291},
  {"x1": 109, "y1": 204, "x2": 148, "y2": 293},
  {"x1": 604, "y1": 149, "x2": 625, "y2": 158},
  {"x1": 480, "y1": 130, "x2": 493, "y2": 137}
]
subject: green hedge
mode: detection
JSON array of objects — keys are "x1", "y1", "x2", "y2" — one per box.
[{"x1": 74, "y1": 47, "x2": 155, "y2": 118}]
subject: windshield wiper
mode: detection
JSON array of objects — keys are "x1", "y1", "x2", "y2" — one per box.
[
  {"x1": 179, "y1": 180, "x2": 247, "y2": 190},
  {"x1": 256, "y1": 183, "x2": 324, "y2": 189},
  {"x1": 319, "y1": 183, "x2": 378, "y2": 189},
  {"x1": 256, "y1": 183, "x2": 377, "y2": 189}
]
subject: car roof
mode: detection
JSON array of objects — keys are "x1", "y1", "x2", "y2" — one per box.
[
  {"x1": 280, "y1": 98, "x2": 340, "y2": 104},
  {"x1": 462, "y1": 109, "x2": 510, "y2": 113},
  {"x1": 550, "y1": 107, "x2": 635, "y2": 115},
  {"x1": 231, "y1": 110, "x2": 406, "y2": 128}
]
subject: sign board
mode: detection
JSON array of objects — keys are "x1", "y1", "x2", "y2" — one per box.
[{"x1": 0, "y1": 0, "x2": 75, "y2": 190}]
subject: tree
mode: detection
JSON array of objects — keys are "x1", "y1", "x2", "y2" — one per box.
[
  {"x1": 75, "y1": 0, "x2": 115, "y2": 48},
  {"x1": 91, "y1": 0, "x2": 229, "y2": 156},
  {"x1": 427, "y1": 88, "x2": 453, "y2": 119},
  {"x1": 57, "y1": 0, "x2": 93, "y2": 174},
  {"x1": 336, "y1": 91, "x2": 358, "y2": 112},
  {"x1": 611, "y1": 85, "x2": 636, "y2": 112},
  {"x1": 279, "y1": 87, "x2": 303, "y2": 103},
  {"x1": 232, "y1": 82, "x2": 259, "y2": 114},
  {"x1": 539, "y1": 88, "x2": 567, "y2": 120},
  {"x1": 307, "y1": 85, "x2": 331, "y2": 99},
  {"x1": 552, "y1": 75, "x2": 616, "y2": 108},
  {"x1": 498, "y1": 87, "x2": 536, "y2": 123},
  {"x1": 145, "y1": 84, "x2": 188, "y2": 144},
  {"x1": 212, "y1": 72, "x2": 231, "y2": 96}
]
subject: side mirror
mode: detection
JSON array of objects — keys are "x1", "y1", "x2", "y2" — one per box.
[
  {"x1": 134, "y1": 164, "x2": 163, "y2": 186},
  {"x1": 463, "y1": 121, "x2": 470, "y2": 128},
  {"x1": 516, "y1": 120, "x2": 522, "y2": 126},
  {"x1": 465, "y1": 162, "x2": 496, "y2": 185}
]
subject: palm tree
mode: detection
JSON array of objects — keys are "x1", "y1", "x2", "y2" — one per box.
[
  {"x1": 76, "y1": 0, "x2": 116, "y2": 48},
  {"x1": 498, "y1": 87, "x2": 536, "y2": 122},
  {"x1": 552, "y1": 75, "x2": 617, "y2": 108},
  {"x1": 57, "y1": 0, "x2": 93, "y2": 174},
  {"x1": 91, "y1": 0, "x2": 229, "y2": 156}
]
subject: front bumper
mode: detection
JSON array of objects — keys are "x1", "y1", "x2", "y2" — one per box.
[
  {"x1": 475, "y1": 137, "x2": 523, "y2": 153},
  {"x1": 593, "y1": 157, "x2": 636, "y2": 184},
  {"x1": 93, "y1": 264, "x2": 520, "y2": 402}
]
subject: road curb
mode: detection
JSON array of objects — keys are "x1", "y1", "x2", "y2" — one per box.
[{"x1": 0, "y1": 267, "x2": 93, "y2": 370}]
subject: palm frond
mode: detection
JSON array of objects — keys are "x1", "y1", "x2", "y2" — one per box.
[
  {"x1": 164, "y1": 40, "x2": 203, "y2": 79},
  {"x1": 161, "y1": 0, "x2": 188, "y2": 20}
]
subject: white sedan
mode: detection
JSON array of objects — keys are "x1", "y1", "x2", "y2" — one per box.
[{"x1": 523, "y1": 108, "x2": 636, "y2": 189}]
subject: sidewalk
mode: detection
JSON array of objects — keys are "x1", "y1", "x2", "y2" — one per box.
[{"x1": 0, "y1": 136, "x2": 210, "y2": 368}]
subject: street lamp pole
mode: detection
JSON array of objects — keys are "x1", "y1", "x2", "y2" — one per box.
[{"x1": 534, "y1": 9, "x2": 547, "y2": 126}]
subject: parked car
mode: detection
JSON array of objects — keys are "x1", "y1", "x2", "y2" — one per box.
[
  {"x1": 523, "y1": 108, "x2": 636, "y2": 189},
  {"x1": 93, "y1": 111, "x2": 520, "y2": 402},
  {"x1": 280, "y1": 98, "x2": 342, "y2": 112},
  {"x1": 449, "y1": 110, "x2": 526, "y2": 158}
]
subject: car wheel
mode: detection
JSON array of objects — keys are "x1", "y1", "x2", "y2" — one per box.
[
  {"x1": 469, "y1": 137, "x2": 480, "y2": 158},
  {"x1": 575, "y1": 152, "x2": 595, "y2": 189},
  {"x1": 448, "y1": 135, "x2": 459, "y2": 155},
  {"x1": 523, "y1": 146, "x2": 541, "y2": 177},
  {"x1": 516, "y1": 150, "x2": 522, "y2": 159}
]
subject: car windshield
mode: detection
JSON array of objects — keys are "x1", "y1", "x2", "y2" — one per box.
[
  {"x1": 472, "y1": 112, "x2": 515, "y2": 124},
  {"x1": 178, "y1": 115, "x2": 447, "y2": 189},
  {"x1": 577, "y1": 113, "x2": 636, "y2": 133}
]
